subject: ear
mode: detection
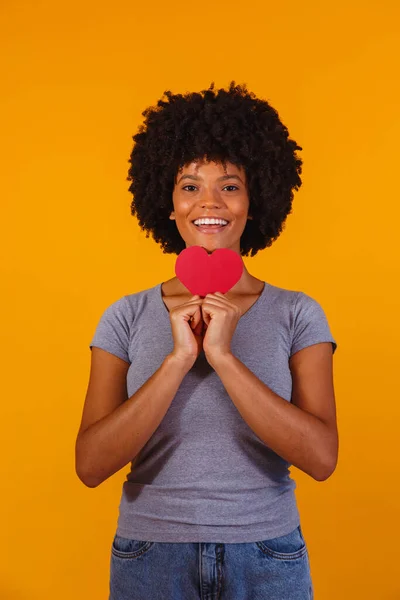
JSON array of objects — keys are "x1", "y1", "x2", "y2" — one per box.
[{"x1": 169, "y1": 211, "x2": 175, "y2": 220}]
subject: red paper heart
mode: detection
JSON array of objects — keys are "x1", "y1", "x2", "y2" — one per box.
[{"x1": 175, "y1": 246, "x2": 244, "y2": 297}]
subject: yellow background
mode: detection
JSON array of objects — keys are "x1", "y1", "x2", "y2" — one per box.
[{"x1": 2, "y1": 1, "x2": 399, "y2": 598}]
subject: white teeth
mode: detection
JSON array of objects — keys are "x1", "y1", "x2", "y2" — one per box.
[{"x1": 193, "y1": 218, "x2": 228, "y2": 226}]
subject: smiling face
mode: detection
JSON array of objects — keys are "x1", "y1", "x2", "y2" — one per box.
[{"x1": 170, "y1": 158, "x2": 252, "y2": 255}]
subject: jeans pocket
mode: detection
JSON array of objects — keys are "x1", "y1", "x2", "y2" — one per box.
[
  {"x1": 256, "y1": 525, "x2": 308, "y2": 560},
  {"x1": 111, "y1": 534, "x2": 154, "y2": 559}
]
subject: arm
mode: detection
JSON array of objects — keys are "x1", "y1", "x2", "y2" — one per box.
[
  {"x1": 75, "y1": 350, "x2": 192, "y2": 488},
  {"x1": 207, "y1": 342, "x2": 338, "y2": 481}
]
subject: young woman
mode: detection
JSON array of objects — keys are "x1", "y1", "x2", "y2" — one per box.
[{"x1": 76, "y1": 81, "x2": 338, "y2": 600}]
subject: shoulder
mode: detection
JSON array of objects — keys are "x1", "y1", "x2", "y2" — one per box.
[
  {"x1": 262, "y1": 281, "x2": 301, "y2": 309},
  {"x1": 124, "y1": 283, "x2": 157, "y2": 304},
  {"x1": 89, "y1": 284, "x2": 160, "y2": 363},
  {"x1": 264, "y1": 281, "x2": 325, "y2": 312},
  {"x1": 290, "y1": 289, "x2": 331, "y2": 322},
  {"x1": 94, "y1": 283, "x2": 159, "y2": 326}
]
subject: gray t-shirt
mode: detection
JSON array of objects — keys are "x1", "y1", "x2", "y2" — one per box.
[{"x1": 89, "y1": 281, "x2": 337, "y2": 543}]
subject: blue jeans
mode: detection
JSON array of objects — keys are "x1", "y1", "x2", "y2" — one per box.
[{"x1": 109, "y1": 524, "x2": 314, "y2": 599}]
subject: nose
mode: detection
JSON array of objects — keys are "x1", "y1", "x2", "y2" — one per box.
[{"x1": 199, "y1": 192, "x2": 225, "y2": 210}]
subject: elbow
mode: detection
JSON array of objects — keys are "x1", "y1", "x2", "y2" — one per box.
[
  {"x1": 75, "y1": 441, "x2": 102, "y2": 488},
  {"x1": 313, "y1": 468, "x2": 334, "y2": 482},
  {"x1": 75, "y1": 459, "x2": 102, "y2": 488},
  {"x1": 76, "y1": 467, "x2": 101, "y2": 488},
  {"x1": 312, "y1": 428, "x2": 339, "y2": 482},
  {"x1": 312, "y1": 455, "x2": 338, "y2": 482}
]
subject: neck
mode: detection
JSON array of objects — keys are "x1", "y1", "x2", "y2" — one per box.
[
  {"x1": 170, "y1": 263, "x2": 262, "y2": 296},
  {"x1": 228, "y1": 264, "x2": 261, "y2": 295}
]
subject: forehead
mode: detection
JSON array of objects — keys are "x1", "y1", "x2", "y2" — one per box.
[{"x1": 177, "y1": 159, "x2": 246, "y2": 180}]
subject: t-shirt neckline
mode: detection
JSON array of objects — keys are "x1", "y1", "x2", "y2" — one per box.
[{"x1": 157, "y1": 281, "x2": 268, "y2": 324}]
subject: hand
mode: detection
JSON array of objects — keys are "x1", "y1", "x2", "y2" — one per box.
[
  {"x1": 168, "y1": 295, "x2": 205, "y2": 368},
  {"x1": 201, "y1": 292, "x2": 242, "y2": 363}
]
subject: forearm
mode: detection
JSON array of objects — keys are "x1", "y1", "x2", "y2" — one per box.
[
  {"x1": 76, "y1": 354, "x2": 191, "y2": 487},
  {"x1": 209, "y1": 352, "x2": 336, "y2": 481}
]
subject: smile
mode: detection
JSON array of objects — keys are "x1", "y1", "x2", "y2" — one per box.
[{"x1": 191, "y1": 222, "x2": 230, "y2": 234}]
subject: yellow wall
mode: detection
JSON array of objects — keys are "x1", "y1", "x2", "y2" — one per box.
[{"x1": 2, "y1": 1, "x2": 399, "y2": 598}]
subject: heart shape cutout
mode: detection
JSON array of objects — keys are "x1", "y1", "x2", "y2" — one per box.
[{"x1": 175, "y1": 245, "x2": 244, "y2": 297}]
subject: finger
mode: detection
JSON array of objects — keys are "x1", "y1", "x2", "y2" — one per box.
[
  {"x1": 190, "y1": 304, "x2": 202, "y2": 330},
  {"x1": 204, "y1": 295, "x2": 237, "y2": 311},
  {"x1": 204, "y1": 294, "x2": 229, "y2": 304},
  {"x1": 201, "y1": 304, "x2": 210, "y2": 326},
  {"x1": 180, "y1": 296, "x2": 202, "y2": 315}
]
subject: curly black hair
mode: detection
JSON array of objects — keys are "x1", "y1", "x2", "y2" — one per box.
[{"x1": 127, "y1": 80, "x2": 303, "y2": 257}]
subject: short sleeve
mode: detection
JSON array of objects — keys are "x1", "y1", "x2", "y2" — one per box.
[
  {"x1": 89, "y1": 296, "x2": 131, "y2": 363},
  {"x1": 290, "y1": 291, "x2": 337, "y2": 357}
]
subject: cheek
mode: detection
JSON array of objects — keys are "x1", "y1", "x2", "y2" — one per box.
[
  {"x1": 235, "y1": 209, "x2": 250, "y2": 222},
  {"x1": 172, "y1": 199, "x2": 191, "y2": 217}
]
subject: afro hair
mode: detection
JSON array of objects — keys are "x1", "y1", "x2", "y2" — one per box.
[{"x1": 127, "y1": 80, "x2": 303, "y2": 257}]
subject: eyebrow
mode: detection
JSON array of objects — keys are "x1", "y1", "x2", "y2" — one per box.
[{"x1": 177, "y1": 174, "x2": 244, "y2": 184}]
